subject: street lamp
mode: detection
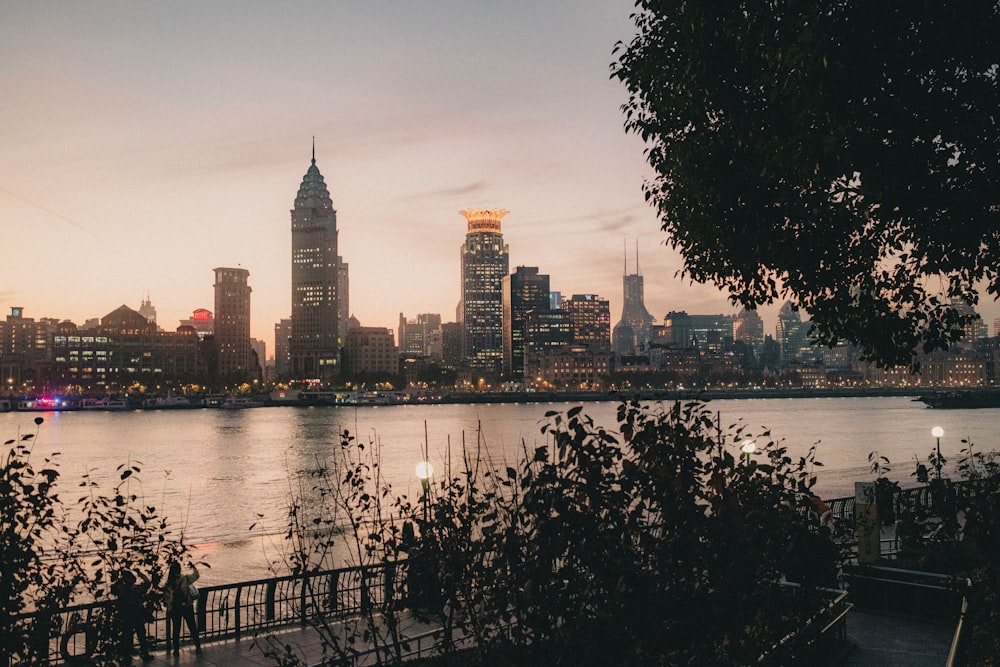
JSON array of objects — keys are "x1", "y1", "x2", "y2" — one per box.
[
  {"x1": 740, "y1": 439, "x2": 757, "y2": 465},
  {"x1": 931, "y1": 426, "x2": 944, "y2": 480},
  {"x1": 415, "y1": 461, "x2": 433, "y2": 521}
]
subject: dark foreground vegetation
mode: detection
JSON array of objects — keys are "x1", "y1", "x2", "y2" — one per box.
[
  {"x1": 260, "y1": 398, "x2": 844, "y2": 666},
  {"x1": 5, "y1": 399, "x2": 999, "y2": 665}
]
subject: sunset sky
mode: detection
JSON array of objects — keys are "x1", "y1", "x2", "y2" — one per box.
[{"x1": 3, "y1": 3, "x2": 995, "y2": 353}]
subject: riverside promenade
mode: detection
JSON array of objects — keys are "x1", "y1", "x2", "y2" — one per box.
[
  {"x1": 132, "y1": 607, "x2": 954, "y2": 667},
  {"x1": 135, "y1": 608, "x2": 443, "y2": 667}
]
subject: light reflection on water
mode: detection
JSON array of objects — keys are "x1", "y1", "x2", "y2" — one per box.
[{"x1": 2, "y1": 396, "x2": 997, "y2": 583}]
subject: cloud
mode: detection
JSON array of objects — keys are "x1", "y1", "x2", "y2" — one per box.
[
  {"x1": 399, "y1": 181, "x2": 491, "y2": 202},
  {"x1": 0, "y1": 186, "x2": 90, "y2": 232}
]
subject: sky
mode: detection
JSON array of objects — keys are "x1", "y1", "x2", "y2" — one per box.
[{"x1": 2, "y1": 3, "x2": 996, "y2": 355}]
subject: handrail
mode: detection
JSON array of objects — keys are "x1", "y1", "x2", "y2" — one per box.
[{"x1": 945, "y1": 578, "x2": 972, "y2": 667}]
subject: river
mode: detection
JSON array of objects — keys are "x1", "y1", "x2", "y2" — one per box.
[{"x1": 2, "y1": 396, "x2": 996, "y2": 583}]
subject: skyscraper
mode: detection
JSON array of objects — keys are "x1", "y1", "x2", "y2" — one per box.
[
  {"x1": 213, "y1": 267, "x2": 252, "y2": 382},
  {"x1": 612, "y1": 243, "x2": 655, "y2": 356},
  {"x1": 565, "y1": 294, "x2": 611, "y2": 353},
  {"x1": 459, "y1": 208, "x2": 509, "y2": 375},
  {"x1": 289, "y1": 144, "x2": 341, "y2": 382},
  {"x1": 502, "y1": 266, "x2": 550, "y2": 379},
  {"x1": 733, "y1": 307, "x2": 765, "y2": 351}
]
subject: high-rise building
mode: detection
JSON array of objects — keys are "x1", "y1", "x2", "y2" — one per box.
[
  {"x1": 502, "y1": 266, "x2": 550, "y2": 379},
  {"x1": 612, "y1": 244, "x2": 655, "y2": 356},
  {"x1": 213, "y1": 267, "x2": 252, "y2": 382},
  {"x1": 564, "y1": 294, "x2": 611, "y2": 353},
  {"x1": 733, "y1": 307, "x2": 765, "y2": 351},
  {"x1": 458, "y1": 208, "x2": 509, "y2": 376},
  {"x1": 274, "y1": 318, "x2": 292, "y2": 379},
  {"x1": 776, "y1": 301, "x2": 817, "y2": 365},
  {"x1": 399, "y1": 313, "x2": 442, "y2": 358},
  {"x1": 338, "y1": 258, "x2": 350, "y2": 342},
  {"x1": 289, "y1": 145, "x2": 341, "y2": 383}
]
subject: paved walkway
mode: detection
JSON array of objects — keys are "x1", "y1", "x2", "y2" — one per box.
[
  {"x1": 843, "y1": 609, "x2": 954, "y2": 666},
  {"x1": 135, "y1": 610, "x2": 443, "y2": 667},
  {"x1": 133, "y1": 606, "x2": 956, "y2": 667}
]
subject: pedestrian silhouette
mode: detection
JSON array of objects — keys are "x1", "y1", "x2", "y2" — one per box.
[
  {"x1": 111, "y1": 570, "x2": 153, "y2": 663},
  {"x1": 163, "y1": 561, "x2": 202, "y2": 655}
]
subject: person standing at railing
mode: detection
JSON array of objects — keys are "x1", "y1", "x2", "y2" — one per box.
[
  {"x1": 163, "y1": 561, "x2": 202, "y2": 655},
  {"x1": 111, "y1": 570, "x2": 154, "y2": 663}
]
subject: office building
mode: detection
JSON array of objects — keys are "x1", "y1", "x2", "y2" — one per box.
[
  {"x1": 399, "y1": 313, "x2": 443, "y2": 358},
  {"x1": 733, "y1": 307, "x2": 765, "y2": 351},
  {"x1": 343, "y1": 326, "x2": 398, "y2": 378},
  {"x1": 213, "y1": 267, "x2": 253, "y2": 382},
  {"x1": 502, "y1": 267, "x2": 550, "y2": 379},
  {"x1": 458, "y1": 208, "x2": 509, "y2": 375},
  {"x1": 274, "y1": 318, "x2": 292, "y2": 379},
  {"x1": 289, "y1": 145, "x2": 341, "y2": 382},
  {"x1": 564, "y1": 294, "x2": 611, "y2": 353}
]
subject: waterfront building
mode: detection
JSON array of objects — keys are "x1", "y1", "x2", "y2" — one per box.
[
  {"x1": 50, "y1": 306, "x2": 201, "y2": 390},
  {"x1": 612, "y1": 244, "x2": 655, "y2": 356},
  {"x1": 564, "y1": 294, "x2": 611, "y2": 353},
  {"x1": 458, "y1": 208, "x2": 509, "y2": 376},
  {"x1": 214, "y1": 267, "x2": 253, "y2": 383},
  {"x1": 179, "y1": 309, "x2": 214, "y2": 338},
  {"x1": 502, "y1": 267, "x2": 550, "y2": 379},
  {"x1": 289, "y1": 145, "x2": 341, "y2": 383},
  {"x1": 343, "y1": 325, "x2": 398, "y2": 379},
  {"x1": 1, "y1": 307, "x2": 53, "y2": 391},
  {"x1": 530, "y1": 345, "x2": 610, "y2": 390}
]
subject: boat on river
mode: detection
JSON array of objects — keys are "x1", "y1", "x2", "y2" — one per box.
[
  {"x1": 918, "y1": 388, "x2": 1000, "y2": 409},
  {"x1": 81, "y1": 397, "x2": 130, "y2": 410}
]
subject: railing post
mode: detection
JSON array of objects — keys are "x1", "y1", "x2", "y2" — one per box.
[
  {"x1": 383, "y1": 562, "x2": 396, "y2": 611},
  {"x1": 266, "y1": 580, "x2": 277, "y2": 622},
  {"x1": 234, "y1": 586, "x2": 242, "y2": 641},
  {"x1": 329, "y1": 570, "x2": 340, "y2": 614},
  {"x1": 300, "y1": 573, "x2": 308, "y2": 626}
]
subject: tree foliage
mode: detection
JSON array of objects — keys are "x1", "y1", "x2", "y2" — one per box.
[{"x1": 613, "y1": 1, "x2": 1000, "y2": 367}]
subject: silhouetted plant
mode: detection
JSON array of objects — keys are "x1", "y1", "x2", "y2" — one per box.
[
  {"x1": 259, "y1": 400, "x2": 839, "y2": 665},
  {"x1": 257, "y1": 429, "x2": 414, "y2": 666},
  {"x1": 420, "y1": 399, "x2": 838, "y2": 664},
  {"x1": 1, "y1": 417, "x2": 192, "y2": 666}
]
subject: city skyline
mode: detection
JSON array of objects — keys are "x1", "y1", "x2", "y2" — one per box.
[{"x1": 3, "y1": 3, "x2": 997, "y2": 351}]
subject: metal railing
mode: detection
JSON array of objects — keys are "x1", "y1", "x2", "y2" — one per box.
[
  {"x1": 7, "y1": 560, "x2": 408, "y2": 666},
  {"x1": 758, "y1": 588, "x2": 852, "y2": 666}
]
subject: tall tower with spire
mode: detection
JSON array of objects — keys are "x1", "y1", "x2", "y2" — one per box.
[
  {"x1": 613, "y1": 241, "x2": 655, "y2": 356},
  {"x1": 289, "y1": 141, "x2": 341, "y2": 382}
]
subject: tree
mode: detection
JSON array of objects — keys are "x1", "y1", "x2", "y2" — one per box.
[{"x1": 613, "y1": 2, "x2": 1000, "y2": 368}]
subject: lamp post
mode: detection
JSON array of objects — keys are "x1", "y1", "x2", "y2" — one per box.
[
  {"x1": 415, "y1": 461, "x2": 433, "y2": 522},
  {"x1": 931, "y1": 426, "x2": 944, "y2": 480}
]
